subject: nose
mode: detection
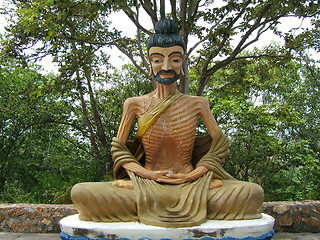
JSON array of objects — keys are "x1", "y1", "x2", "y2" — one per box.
[{"x1": 161, "y1": 58, "x2": 172, "y2": 71}]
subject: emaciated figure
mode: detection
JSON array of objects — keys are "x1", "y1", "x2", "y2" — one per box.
[{"x1": 71, "y1": 19, "x2": 264, "y2": 228}]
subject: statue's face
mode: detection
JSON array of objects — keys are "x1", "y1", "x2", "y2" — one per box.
[{"x1": 148, "y1": 46, "x2": 185, "y2": 85}]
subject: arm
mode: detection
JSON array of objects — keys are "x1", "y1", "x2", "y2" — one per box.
[
  {"x1": 198, "y1": 97, "x2": 223, "y2": 188},
  {"x1": 198, "y1": 97, "x2": 220, "y2": 139},
  {"x1": 116, "y1": 98, "x2": 138, "y2": 142}
]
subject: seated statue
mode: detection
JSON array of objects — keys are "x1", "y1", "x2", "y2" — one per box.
[{"x1": 71, "y1": 18, "x2": 264, "y2": 228}]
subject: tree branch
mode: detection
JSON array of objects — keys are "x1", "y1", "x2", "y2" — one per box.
[
  {"x1": 123, "y1": 8, "x2": 153, "y2": 35},
  {"x1": 160, "y1": 0, "x2": 165, "y2": 19},
  {"x1": 180, "y1": 0, "x2": 188, "y2": 44},
  {"x1": 199, "y1": 1, "x2": 251, "y2": 78},
  {"x1": 114, "y1": 42, "x2": 148, "y2": 76},
  {"x1": 231, "y1": 4, "x2": 275, "y2": 58},
  {"x1": 136, "y1": 5, "x2": 150, "y2": 71},
  {"x1": 237, "y1": 20, "x2": 276, "y2": 52},
  {"x1": 234, "y1": 54, "x2": 292, "y2": 61},
  {"x1": 140, "y1": 0, "x2": 158, "y2": 25},
  {"x1": 170, "y1": 0, "x2": 177, "y2": 23},
  {"x1": 197, "y1": 2, "x2": 284, "y2": 95},
  {"x1": 188, "y1": 0, "x2": 201, "y2": 25},
  {"x1": 187, "y1": 18, "x2": 224, "y2": 57}
]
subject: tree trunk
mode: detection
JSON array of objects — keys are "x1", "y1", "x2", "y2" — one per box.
[
  {"x1": 83, "y1": 67, "x2": 109, "y2": 176},
  {"x1": 179, "y1": 60, "x2": 189, "y2": 94}
]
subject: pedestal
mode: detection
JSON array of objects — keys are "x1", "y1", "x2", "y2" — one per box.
[{"x1": 60, "y1": 214, "x2": 274, "y2": 240}]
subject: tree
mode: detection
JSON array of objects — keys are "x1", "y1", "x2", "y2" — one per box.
[
  {"x1": 0, "y1": 1, "x2": 319, "y2": 202},
  {"x1": 0, "y1": 60, "x2": 94, "y2": 203},
  {"x1": 2, "y1": 0, "x2": 319, "y2": 94},
  {"x1": 2, "y1": 0, "x2": 318, "y2": 176},
  {"x1": 0, "y1": 59, "x2": 153, "y2": 203},
  {"x1": 197, "y1": 45, "x2": 319, "y2": 200}
]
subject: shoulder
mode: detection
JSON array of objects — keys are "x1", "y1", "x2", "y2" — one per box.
[
  {"x1": 123, "y1": 92, "x2": 154, "y2": 111},
  {"x1": 181, "y1": 94, "x2": 209, "y2": 106},
  {"x1": 123, "y1": 96, "x2": 141, "y2": 106},
  {"x1": 123, "y1": 94, "x2": 149, "y2": 107}
]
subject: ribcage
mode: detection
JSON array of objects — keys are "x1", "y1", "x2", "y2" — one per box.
[{"x1": 141, "y1": 96, "x2": 201, "y2": 169}]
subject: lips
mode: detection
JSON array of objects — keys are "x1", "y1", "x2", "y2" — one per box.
[
  {"x1": 152, "y1": 70, "x2": 180, "y2": 85},
  {"x1": 160, "y1": 73, "x2": 174, "y2": 78},
  {"x1": 157, "y1": 70, "x2": 176, "y2": 79}
]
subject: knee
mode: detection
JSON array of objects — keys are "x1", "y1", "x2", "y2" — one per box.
[
  {"x1": 247, "y1": 182, "x2": 264, "y2": 203},
  {"x1": 71, "y1": 183, "x2": 89, "y2": 202}
]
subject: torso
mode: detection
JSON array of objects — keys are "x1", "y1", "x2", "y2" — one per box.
[{"x1": 134, "y1": 93, "x2": 205, "y2": 174}]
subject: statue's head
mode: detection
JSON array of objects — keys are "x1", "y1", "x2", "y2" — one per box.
[{"x1": 147, "y1": 19, "x2": 186, "y2": 85}]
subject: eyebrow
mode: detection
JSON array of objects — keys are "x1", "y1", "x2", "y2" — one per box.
[
  {"x1": 150, "y1": 51, "x2": 183, "y2": 57},
  {"x1": 150, "y1": 53, "x2": 164, "y2": 57},
  {"x1": 168, "y1": 51, "x2": 183, "y2": 57}
]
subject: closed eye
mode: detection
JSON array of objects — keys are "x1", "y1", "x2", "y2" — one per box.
[{"x1": 151, "y1": 56, "x2": 163, "y2": 63}]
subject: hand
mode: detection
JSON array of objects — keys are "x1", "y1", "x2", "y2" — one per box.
[
  {"x1": 148, "y1": 170, "x2": 170, "y2": 181},
  {"x1": 209, "y1": 179, "x2": 223, "y2": 189},
  {"x1": 122, "y1": 162, "x2": 169, "y2": 181},
  {"x1": 112, "y1": 179, "x2": 134, "y2": 189},
  {"x1": 156, "y1": 166, "x2": 210, "y2": 185},
  {"x1": 156, "y1": 173, "x2": 192, "y2": 184}
]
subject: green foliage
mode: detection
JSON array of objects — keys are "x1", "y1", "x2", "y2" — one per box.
[
  {"x1": 0, "y1": 61, "x2": 103, "y2": 203},
  {"x1": 0, "y1": 0, "x2": 319, "y2": 203},
  {"x1": 0, "y1": 59, "x2": 153, "y2": 203},
  {"x1": 2, "y1": 0, "x2": 319, "y2": 94},
  {"x1": 197, "y1": 47, "x2": 320, "y2": 201}
]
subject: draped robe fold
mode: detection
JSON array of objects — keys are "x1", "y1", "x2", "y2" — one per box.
[
  {"x1": 71, "y1": 91, "x2": 264, "y2": 227},
  {"x1": 111, "y1": 128, "x2": 235, "y2": 227}
]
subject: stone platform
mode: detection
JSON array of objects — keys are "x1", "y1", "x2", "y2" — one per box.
[{"x1": 59, "y1": 214, "x2": 274, "y2": 240}]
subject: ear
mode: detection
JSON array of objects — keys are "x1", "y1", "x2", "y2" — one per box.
[
  {"x1": 180, "y1": 55, "x2": 187, "y2": 76},
  {"x1": 148, "y1": 68, "x2": 153, "y2": 78},
  {"x1": 180, "y1": 67, "x2": 185, "y2": 76},
  {"x1": 146, "y1": 55, "x2": 153, "y2": 77},
  {"x1": 182, "y1": 54, "x2": 187, "y2": 63}
]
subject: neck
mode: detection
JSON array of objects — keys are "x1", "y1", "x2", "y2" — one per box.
[{"x1": 155, "y1": 82, "x2": 177, "y2": 99}]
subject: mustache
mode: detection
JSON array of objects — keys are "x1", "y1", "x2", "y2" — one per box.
[{"x1": 157, "y1": 70, "x2": 177, "y2": 75}]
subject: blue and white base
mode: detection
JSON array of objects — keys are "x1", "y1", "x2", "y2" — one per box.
[{"x1": 59, "y1": 214, "x2": 274, "y2": 240}]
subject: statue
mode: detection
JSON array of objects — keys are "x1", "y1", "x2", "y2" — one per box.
[{"x1": 71, "y1": 18, "x2": 264, "y2": 228}]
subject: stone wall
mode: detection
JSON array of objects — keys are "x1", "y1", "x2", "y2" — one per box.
[
  {"x1": 0, "y1": 201, "x2": 319, "y2": 233},
  {"x1": 0, "y1": 204, "x2": 77, "y2": 233},
  {"x1": 262, "y1": 200, "x2": 320, "y2": 233}
]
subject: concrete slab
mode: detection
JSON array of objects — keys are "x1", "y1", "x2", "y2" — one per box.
[
  {"x1": 60, "y1": 214, "x2": 274, "y2": 240},
  {"x1": 274, "y1": 232, "x2": 320, "y2": 240},
  {"x1": 0, "y1": 232, "x2": 319, "y2": 240},
  {"x1": 0, "y1": 232, "x2": 61, "y2": 240}
]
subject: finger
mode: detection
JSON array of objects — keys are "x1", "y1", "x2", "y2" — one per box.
[
  {"x1": 156, "y1": 176, "x2": 170, "y2": 181},
  {"x1": 157, "y1": 178, "x2": 184, "y2": 184},
  {"x1": 169, "y1": 173, "x2": 185, "y2": 179},
  {"x1": 156, "y1": 171, "x2": 169, "y2": 176}
]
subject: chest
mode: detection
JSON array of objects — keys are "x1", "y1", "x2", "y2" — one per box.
[{"x1": 142, "y1": 99, "x2": 199, "y2": 137}]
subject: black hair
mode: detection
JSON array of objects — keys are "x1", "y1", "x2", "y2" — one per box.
[{"x1": 147, "y1": 19, "x2": 186, "y2": 52}]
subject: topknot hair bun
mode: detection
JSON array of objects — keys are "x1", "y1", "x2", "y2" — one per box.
[
  {"x1": 147, "y1": 18, "x2": 185, "y2": 51},
  {"x1": 154, "y1": 18, "x2": 178, "y2": 34}
]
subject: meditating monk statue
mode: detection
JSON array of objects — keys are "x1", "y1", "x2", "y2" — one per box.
[{"x1": 71, "y1": 18, "x2": 264, "y2": 228}]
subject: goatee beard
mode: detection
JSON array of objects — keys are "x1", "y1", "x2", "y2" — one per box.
[{"x1": 152, "y1": 70, "x2": 180, "y2": 85}]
